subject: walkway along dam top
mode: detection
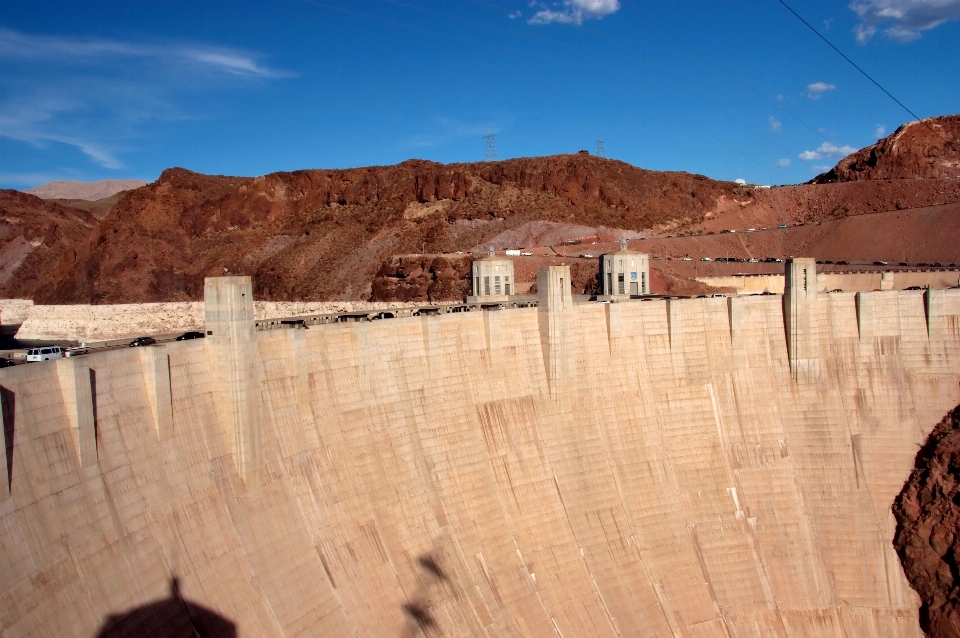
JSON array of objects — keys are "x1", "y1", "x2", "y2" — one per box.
[{"x1": 1, "y1": 261, "x2": 959, "y2": 637}]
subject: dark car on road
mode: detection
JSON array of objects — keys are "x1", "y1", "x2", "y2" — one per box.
[
  {"x1": 176, "y1": 331, "x2": 205, "y2": 341},
  {"x1": 129, "y1": 336, "x2": 156, "y2": 347},
  {"x1": 0, "y1": 357, "x2": 15, "y2": 367}
]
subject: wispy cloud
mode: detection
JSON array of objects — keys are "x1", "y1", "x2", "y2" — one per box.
[
  {"x1": 805, "y1": 81, "x2": 836, "y2": 100},
  {"x1": 769, "y1": 116, "x2": 782, "y2": 133},
  {"x1": 810, "y1": 164, "x2": 833, "y2": 173},
  {"x1": 850, "y1": 0, "x2": 960, "y2": 43},
  {"x1": 529, "y1": 0, "x2": 620, "y2": 25},
  {"x1": 0, "y1": 27, "x2": 292, "y2": 173},
  {"x1": 0, "y1": 27, "x2": 292, "y2": 78},
  {"x1": 875, "y1": 124, "x2": 886, "y2": 137},
  {"x1": 777, "y1": 158, "x2": 791, "y2": 167},
  {"x1": 798, "y1": 141, "x2": 858, "y2": 160},
  {"x1": 406, "y1": 117, "x2": 502, "y2": 149}
]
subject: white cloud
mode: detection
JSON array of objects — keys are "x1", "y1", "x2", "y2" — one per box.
[
  {"x1": 810, "y1": 165, "x2": 833, "y2": 173},
  {"x1": 529, "y1": 0, "x2": 620, "y2": 25},
  {"x1": 776, "y1": 94, "x2": 784, "y2": 101},
  {"x1": 805, "y1": 81, "x2": 836, "y2": 99},
  {"x1": 509, "y1": 10, "x2": 522, "y2": 19},
  {"x1": 875, "y1": 124, "x2": 886, "y2": 137},
  {"x1": 777, "y1": 158, "x2": 791, "y2": 167},
  {"x1": 798, "y1": 141, "x2": 858, "y2": 160},
  {"x1": 769, "y1": 116, "x2": 782, "y2": 133},
  {"x1": 850, "y1": 0, "x2": 960, "y2": 43}
]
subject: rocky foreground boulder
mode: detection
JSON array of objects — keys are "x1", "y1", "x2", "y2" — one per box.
[{"x1": 894, "y1": 404, "x2": 960, "y2": 637}]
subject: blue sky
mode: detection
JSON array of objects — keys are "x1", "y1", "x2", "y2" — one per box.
[{"x1": 1, "y1": 0, "x2": 958, "y2": 189}]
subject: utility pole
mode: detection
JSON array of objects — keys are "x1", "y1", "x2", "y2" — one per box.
[
  {"x1": 596, "y1": 138, "x2": 605, "y2": 157},
  {"x1": 484, "y1": 133, "x2": 497, "y2": 161}
]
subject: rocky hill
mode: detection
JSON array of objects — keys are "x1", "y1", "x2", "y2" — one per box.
[
  {"x1": 2, "y1": 156, "x2": 757, "y2": 303},
  {"x1": 0, "y1": 190, "x2": 97, "y2": 303},
  {"x1": 894, "y1": 404, "x2": 960, "y2": 638},
  {"x1": 812, "y1": 115, "x2": 960, "y2": 183},
  {"x1": 1, "y1": 115, "x2": 959, "y2": 305},
  {"x1": 25, "y1": 178, "x2": 148, "y2": 201}
]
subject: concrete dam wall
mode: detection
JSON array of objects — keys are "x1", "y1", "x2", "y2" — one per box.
[{"x1": 1, "y1": 265, "x2": 959, "y2": 638}]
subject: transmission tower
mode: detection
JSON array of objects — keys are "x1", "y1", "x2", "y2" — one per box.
[
  {"x1": 484, "y1": 133, "x2": 497, "y2": 161},
  {"x1": 596, "y1": 138, "x2": 605, "y2": 158}
]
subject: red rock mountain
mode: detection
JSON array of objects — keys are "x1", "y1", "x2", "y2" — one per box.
[
  {"x1": 1, "y1": 114, "x2": 958, "y2": 304},
  {"x1": 0, "y1": 190, "x2": 97, "y2": 303},
  {"x1": 812, "y1": 114, "x2": 960, "y2": 183},
  {"x1": 2, "y1": 156, "x2": 754, "y2": 303}
]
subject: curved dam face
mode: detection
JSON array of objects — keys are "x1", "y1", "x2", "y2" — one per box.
[{"x1": 1, "y1": 268, "x2": 959, "y2": 638}]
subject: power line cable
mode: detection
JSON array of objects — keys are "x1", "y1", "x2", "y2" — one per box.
[{"x1": 777, "y1": 0, "x2": 955, "y2": 150}]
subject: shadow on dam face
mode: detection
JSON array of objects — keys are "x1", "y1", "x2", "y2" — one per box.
[
  {"x1": 401, "y1": 552, "x2": 455, "y2": 636},
  {"x1": 94, "y1": 578, "x2": 235, "y2": 638}
]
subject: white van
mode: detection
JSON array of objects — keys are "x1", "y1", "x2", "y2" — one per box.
[{"x1": 26, "y1": 346, "x2": 65, "y2": 362}]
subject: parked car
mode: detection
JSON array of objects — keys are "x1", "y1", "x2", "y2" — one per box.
[
  {"x1": 905, "y1": 286, "x2": 923, "y2": 291},
  {"x1": 129, "y1": 336, "x2": 156, "y2": 347},
  {"x1": 0, "y1": 357, "x2": 15, "y2": 367},
  {"x1": 65, "y1": 346, "x2": 88, "y2": 357},
  {"x1": 26, "y1": 346, "x2": 65, "y2": 362},
  {"x1": 176, "y1": 331, "x2": 205, "y2": 341}
]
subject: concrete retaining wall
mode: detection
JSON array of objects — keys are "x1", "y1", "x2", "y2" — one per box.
[
  {"x1": 11, "y1": 300, "x2": 452, "y2": 341},
  {"x1": 698, "y1": 269, "x2": 960, "y2": 295}
]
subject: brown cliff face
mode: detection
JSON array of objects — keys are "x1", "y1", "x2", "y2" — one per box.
[
  {"x1": 6, "y1": 156, "x2": 750, "y2": 304},
  {"x1": 0, "y1": 190, "x2": 97, "y2": 303},
  {"x1": 894, "y1": 404, "x2": 960, "y2": 638},
  {"x1": 812, "y1": 115, "x2": 960, "y2": 184},
  {"x1": 370, "y1": 255, "x2": 474, "y2": 302}
]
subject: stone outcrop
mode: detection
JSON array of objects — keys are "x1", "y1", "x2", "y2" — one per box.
[
  {"x1": 894, "y1": 405, "x2": 960, "y2": 638},
  {"x1": 812, "y1": 115, "x2": 960, "y2": 184}
]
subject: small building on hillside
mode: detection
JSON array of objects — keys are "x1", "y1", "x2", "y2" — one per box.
[
  {"x1": 466, "y1": 248, "x2": 515, "y2": 303},
  {"x1": 598, "y1": 240, "x2": 650, "y2": 298}
]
